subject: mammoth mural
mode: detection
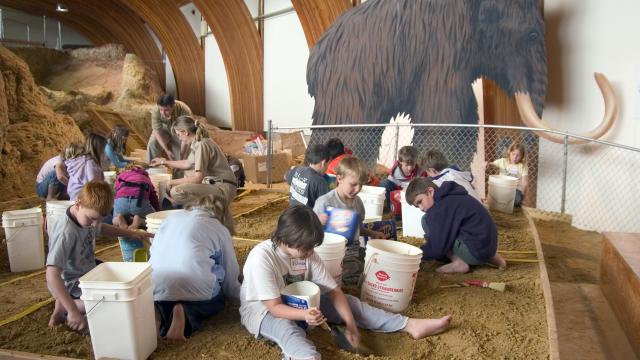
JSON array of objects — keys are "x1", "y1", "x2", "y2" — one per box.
[{"x1": 307, "y1": 0, "x2": 617, "y2": 167}]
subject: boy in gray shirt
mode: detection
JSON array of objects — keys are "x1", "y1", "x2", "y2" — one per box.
[
  {"x1": 285, "y1": 144, "x2": 330, "y2": 208},
  {"x1": 46, "y1": 181, "x2": 153, "y2": 331}
]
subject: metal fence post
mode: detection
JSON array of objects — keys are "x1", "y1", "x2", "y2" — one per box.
[
  {"x1": 267, "y1": 119, "x2": 273, "y2": 189},
  {"x1": 560, "y1": 134, "x2": 568, "y2": 214},
  {"x1": 393, "y1": 122, "x2": 400, "y2": 158}
]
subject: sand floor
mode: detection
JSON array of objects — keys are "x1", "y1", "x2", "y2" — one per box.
[{"x1": 0, "y1": 194, "x2": 549, "y2": 359}]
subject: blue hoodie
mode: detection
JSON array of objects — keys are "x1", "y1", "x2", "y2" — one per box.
[{"x1": 421, "y1": 181, "x2": 497, "y2": 262}]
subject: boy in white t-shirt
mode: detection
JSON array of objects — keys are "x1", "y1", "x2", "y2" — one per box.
[{"x1": 239, "y1": 205, "x2": 452, "y2": 359}]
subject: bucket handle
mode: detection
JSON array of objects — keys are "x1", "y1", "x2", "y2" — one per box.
[
  {"x1": 85, "y1": 296, "x2": 105, "y2": 318},
  {"x1": 357, "y1": 253, "x2": 379, "y2": 288}
]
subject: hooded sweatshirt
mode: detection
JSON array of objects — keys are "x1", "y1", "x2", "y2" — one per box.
[
  {"x1": 115, "y1": 167, "x2": 160, "y2": 211},
  {"x1": 65, "y1": 155, "x2": 104, "y2": 200},
  {"x1": 421, "y1": 181, "x2": 497, "y2": 262},
  {"x1": 387, "y1": 160, "x2": 428, "y2": 188},
  {"x1": 430, "y1": 166, "x2": 481, "y2": 202}
]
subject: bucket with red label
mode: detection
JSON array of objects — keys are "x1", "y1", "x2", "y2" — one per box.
[{"x1": 360, "y1": 240, "x2": 422, "y2": 313}]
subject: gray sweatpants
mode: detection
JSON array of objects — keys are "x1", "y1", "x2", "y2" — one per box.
[{"x1": 258, "y1": 294, "x2": 408, "y2": 359}]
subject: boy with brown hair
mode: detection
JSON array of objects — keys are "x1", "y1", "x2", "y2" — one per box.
[
  {"x1": 379, "y1": 145, "x2": 427, "y2": 209},
  {"x1": 421, "y1": 149, "x2": 480, "y2": 202},
  {"x1": 405, "y1": 177, "x2": 506, "y2": 273},
  {"x1": 46, "y1": 180, "x2": 153, "y2": 331}
]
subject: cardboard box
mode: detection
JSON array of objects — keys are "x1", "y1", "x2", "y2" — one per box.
[{"x1": 241, "y1": 152, "x2": 290, "y2": 184}]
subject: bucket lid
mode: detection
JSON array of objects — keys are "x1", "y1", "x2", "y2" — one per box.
[
  {"x1": 321, "y1": 233, "x2": 347, "y2": 247},
  {"x1": 2, "y1": 207, "x2": 42, "y2": 219},
  {"x1": 360, "y1": 185, "x2": 386, "y2": 195}
]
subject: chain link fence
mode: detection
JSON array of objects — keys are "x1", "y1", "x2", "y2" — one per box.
[{"x1": 268, "y1": 122, "x2": 640, "y2": 234}]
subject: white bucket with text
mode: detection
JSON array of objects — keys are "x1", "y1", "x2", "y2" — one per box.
[
  {"x1": 280, "y1": 281, "x2": 321, "y2": 310},
  {"x1": 360, "y1": 240, "x2": 422, "y2": 313}
]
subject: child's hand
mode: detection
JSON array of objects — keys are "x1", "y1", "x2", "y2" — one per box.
[
  {"x1": 344, "y1": 323, "x2": 361, "y2": 349},
  {"x1": 150, "y1": 158, "x2": 166, "y2": 167},
  {"x1": 131, "y1": 230, "x2": 154, "y2": 240},
  {"x1": 306, "y1": 307, "x2": 326, "y2": 326},
  {"x1": 317, "y1": 213, "x2": 328, "y2": 225},
  {"x1": 66, "y1": 310, "x2": 87, "y2": 331}
]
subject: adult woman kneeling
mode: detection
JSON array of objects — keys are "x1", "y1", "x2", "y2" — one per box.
[{"x1": 150, "y1": 116, "x2": 237, "y2": 205}]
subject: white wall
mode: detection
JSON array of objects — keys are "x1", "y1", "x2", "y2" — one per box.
[
  {"x1": 262, "y1": 0, "x2": 315, "y2": 130},
  {"x1": 1, "y1": 6, "x2": 91, "y2": 48},
  {"x1": 539, "y1": 0, "x2": 640, "y2": 232}
]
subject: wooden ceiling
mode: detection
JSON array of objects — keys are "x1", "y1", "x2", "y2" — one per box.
[{"x1": 0, "y1": 0, "x2": 364, "y2": 132}]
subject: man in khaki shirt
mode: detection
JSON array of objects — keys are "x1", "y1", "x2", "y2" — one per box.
[{"x1": 146, "y1": 94, "x2": 192, "y2": 162}]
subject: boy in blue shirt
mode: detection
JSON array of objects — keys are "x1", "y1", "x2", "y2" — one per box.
[
  {"x1": 285, "y1": 144, "x2": 330, "y2": 208},
  {"x1": 405, "y1": 177, "x2": 506, "y2": 273}
]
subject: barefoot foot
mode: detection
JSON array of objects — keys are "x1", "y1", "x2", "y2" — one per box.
[
  {"x1": 166, "y1": 303, "x2": 187, "y2": 341},
  {"x1": 113, "y1": 214, "x2": 128, "y2": 229},
  {"x1": 403, "y1": 315, "x2": 452, "y2": 339},
  {"x1": 436, "y1": 261, "x2": 469, "y2": 274},
  {"x1": 488, "y1": 253, "x2": 507, "y2": 270},
  {"x1": 128, "y1": 215, "x2": 144, "y2": 230}
]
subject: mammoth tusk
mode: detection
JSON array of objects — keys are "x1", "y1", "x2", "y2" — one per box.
[{"x1": 515, "y1": 72, "x2": 618, "y2": 144}]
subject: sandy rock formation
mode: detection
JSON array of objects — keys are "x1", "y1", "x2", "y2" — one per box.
[{"x1": 0, "y1": 44, "x2": 83, "y2": 201}]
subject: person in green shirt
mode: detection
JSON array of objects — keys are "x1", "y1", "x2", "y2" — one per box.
[{"x1": 146, "y1": 94, "x2": 192, "y2": 163}]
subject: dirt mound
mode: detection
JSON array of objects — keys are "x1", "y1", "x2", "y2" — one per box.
[
  {"x1": 0, "y1": 44, "x2": 84, "y2": 201},
  {"x1": 68, "y1": 44, "x2": 126, "y2": 62}
]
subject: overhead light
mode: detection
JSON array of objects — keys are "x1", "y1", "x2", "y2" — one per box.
[{"x1": 56, "y1": 3, "x2": 68, "y2": 12}]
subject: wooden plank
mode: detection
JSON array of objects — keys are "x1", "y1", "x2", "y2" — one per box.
[
  {"x1": 601, "y1": 232, "x2": 640, "y2": 357},
  {"x1": 194, "y1": 0, "x2": 263, "y2": 132},
  {"x1": 523, "y1": 208, "x2": 560, "y2": 360},
  {"x1": 291, "y1": 0, "x2": 353, "y2": 48},
  {"x1": 0, "y1": 349, "x2": 80, "y2": 360}
]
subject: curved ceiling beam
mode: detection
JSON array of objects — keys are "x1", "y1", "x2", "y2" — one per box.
[
  {"x1": 193, "y1": 0, "x2": 263, "y2": 132},
  {"x1": 0, "y1": 0, "x2": 165, "y2": 88},
  {"x1": 120, "y1": 0, "x2": 205, "y2": 115},
  {"x1": 291, "y1": 0, "x2": 353, "y2": 48}
]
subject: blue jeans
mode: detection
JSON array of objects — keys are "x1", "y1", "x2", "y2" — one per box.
[
  {"x1": 113, "y1": 197, "x2": 155, "y2": 218},
  {"x1": 118, "y1": 238, "x2": 144, "y2": 262},
  {"x1": 378, "y1": 179, "x2": 399, "y2": 208},
  {"x1": 155, "y1": 291, "x2": 225, "y2": 338},
  {"x1": 35, "y1": 171, "x2": 64, "y2": 198},
  {"x1": 514, "y1": 190, "x2": 523, "y2": 207}
]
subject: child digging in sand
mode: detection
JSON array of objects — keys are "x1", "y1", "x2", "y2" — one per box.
[
  {"x1": 406, "y1": 177, "x2": 506, "y2": 273},
  {"x1": 46, "y1": 181, "x2": 153, "y2": 331},
  {"x1": 239, "y1": 205, "x2": 451, "y2": 359}
]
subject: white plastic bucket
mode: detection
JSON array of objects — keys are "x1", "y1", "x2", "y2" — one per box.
[
  {"x1": 400, "y1": 191, "x2": 425, "y2": 237},
  {"x1": 145, "y1": 209, "x2": 185, "y2": 234},
  {"x1": 360, "y1": 240, "x2": 422, "y2": 313},
  {"x1": 315, "y1": 233, "x2": 347, "y2": 283},
  {"x1": 80, "y1": 262, "x2": 156, "y2": 360},
  {"x1": 487, "y1": 175, "x2": 518, "y2": 214},
  {"x1": 45, "y1": 200, "x2": 74, "y2": 237},
  {"x1": 147, "y1": 166, "x2": 169, "y2": 175},
  {"x1": 357, "y1": 185, "x2": 385, "y2": 220},
  {"x1": 280, "y1": 281, "x2": 320, "y2": 310},
  {"x1": 103, "y1": 171, "x2": 116, "y2": 185},
  {"x1": 2, "y1": 207, "x2": 44, "y2": 272}
]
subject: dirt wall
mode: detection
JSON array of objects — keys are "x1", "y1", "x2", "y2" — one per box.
[{"x1": 0, "y1": 44, "x2": 83, "y2": 201}]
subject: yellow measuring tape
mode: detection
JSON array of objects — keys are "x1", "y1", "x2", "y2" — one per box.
[
  {"x1": 233, "y1": 196, "x2": 288, "y2": 218},
  {"x1": 0, "y1": 297, "x2": 54, "y2": 327},
  {"x1": 0, "y1": 243, "x2": 122, "y2": 327}
]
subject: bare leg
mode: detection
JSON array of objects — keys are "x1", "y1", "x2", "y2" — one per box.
[
  {"x1": 48, "y1": 299, "x2": 66, "y2": 327},
  {"x1": 488, "y1": 253, "x2": 507, "y2": 270},
  {"x1": 166, "y1": 303, "x2": 187, "y2": 341},
  {"x1": 128, "y1": 215, "x2": 144, "y2": 230},
  {"x1": 402, "y1": 315, "x2": 452, "y2": 339},
  {"x1": 436, "y1": 251, "x2": 470, "y2": 274},
  {"x1": 112, "y1": 213, "x2": 128, "y2": 229}
]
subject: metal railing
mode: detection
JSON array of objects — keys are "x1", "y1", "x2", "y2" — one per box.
[{"x1": 267, "y1": 122, "x2": 640, "y2": 234}]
